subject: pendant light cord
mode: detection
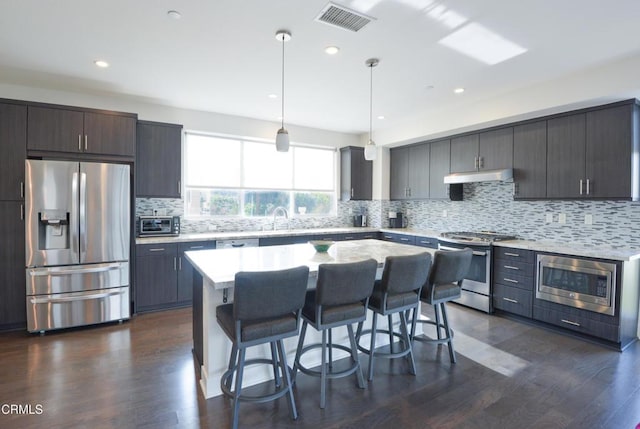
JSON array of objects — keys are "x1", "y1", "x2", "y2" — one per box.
[
  {"x1": 281, "y1": 34, "x2": 285, "y2": 129},
  {"x1": 369, "y1": 62, "x2": 373, "y2": 142}
]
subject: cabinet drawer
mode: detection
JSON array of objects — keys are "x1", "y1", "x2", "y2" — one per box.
[
  {"x1": 178, "y1": 241, "x2": 217, "y2": 252},
  {"x1": 533, "y1": 305, "x2": 619, "y2": 342},
  {"x1": 494, "y1": 258, "x2": 532, "y2": 273},
  {"x1": 340, "y1": 232, "x2": 379, "y2": 241},
  {"x1": 137, "y1": 243, "x2": 178, "y2": 257},
  {"x1": 381, "y1": 233, "x2": 415, "y2": 245},
  {"x1": 493, "y1": 269, "x2": 534, "y2": 290},
  {"x1": 493, "y1": 284, "x2": 532, "y2": 318},
  {"x1": 414, "y1": 237, "x2": 438, "y2": 249},
  {"x1": 494, "y1": 247, "x2": 535, "y2": 263}
]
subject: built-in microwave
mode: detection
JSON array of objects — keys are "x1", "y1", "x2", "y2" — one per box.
[
  {"x1": 536, "y1": 254, "x2": 617, "y2": 315},
  {"x1": 136, "y1": 216, "x2": 180, "y2": 237}
]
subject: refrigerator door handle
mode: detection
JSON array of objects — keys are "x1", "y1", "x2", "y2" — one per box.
[
  {"x1": 29, "y1": 289, "x2": 126, "y2": 304},
  {"x1": 71, "y1": 171, "x2": 80, "y2": 258},
  {"x1": 79, "y1": 171, "x2": 87, "y2": 261},
  {"x1": 28, "y1": 262, "x2": 125, "y2": 277}
]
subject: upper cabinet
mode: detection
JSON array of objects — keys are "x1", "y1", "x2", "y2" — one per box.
[
  {"x1": 546, "y1": 103, "x2": 638, "y2": 200},
  {"x1": 429, "y1": 139, "x2": 452, "y2": 200},
  {"x1": 513, "y1": 121, "x2": 547, "y2": 199},
  {"x1": 340, "y1": 146, "x2": 372, "y2": 200},
  {"x1": 390, "y1": 143, "x2": 429, "y2": 200},
  {"x1": 0, "y1": 102, "x2": 27, "y2": 201},
  {"x1": 450, "y1": 128, "x2": 513, "y2": 173},
  {"x1": 136, "y1": 121, "x2": 183, "y2": 198},
  {"x1": 27, "y1": 105, "x2": 136, "y2": 158}
]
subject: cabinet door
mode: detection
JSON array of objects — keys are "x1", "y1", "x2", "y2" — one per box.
[
  {"x1": 585, "y1": 105, "x2": 633, "y2": 198},
  {"x1": 135, "y1": 245, "x2": 178, "y2": 311},
  {"x1": 136, "y1": 121, "x2": 183, "y2": 198},
  {"x1": 408, "y1": 144, "x2": 430, "y2": 199},
  {"x1": 178, "y1": 241, "x2": 216, "y2": 303},
  {"x1": 389, "y1": 147, "x2": 409, "y2": 200},
  {"x1": 0, "y1": 103, "x2": 27, "y2": 200},
  {"x1": 513, "y1": 121, "x2": 547, "y2": 199},
  {"x1": 0, "y1": 202, "x2": 26, "y2": 328},
  {"x1": 547, "y1": 114, "x2": 586, "y2": 198},
  {"x1": 27, "y1": 106, "x2": 84, "y2": 153},
  {"x1": 340, "y1": 147, "x2": 371, "y2": 200},
  {"x1": 479, "y1": 127, "x2": 513, "y2": 170},
  {"x1": 83, "y1": 112, "x2": 136, "y2": 157},
  {"x1": 429, "y1": 139, "x2": 450, "y2": 199},
  {"x1": 450, "y1": 134, "x2": 479, "y2": 173}
]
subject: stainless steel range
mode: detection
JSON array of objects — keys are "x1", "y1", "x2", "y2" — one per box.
[{"x1": 438, "y1": 231, "x2": 516, "y2": 313}]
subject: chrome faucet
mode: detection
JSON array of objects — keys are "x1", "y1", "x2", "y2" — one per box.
[{"x1": 272, "y1": 206, "x2": 289, "y2": 231}]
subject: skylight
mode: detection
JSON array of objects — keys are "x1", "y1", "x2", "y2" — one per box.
[{"x1": 438, "y1": 22, "x2": 527, "y2": 65}]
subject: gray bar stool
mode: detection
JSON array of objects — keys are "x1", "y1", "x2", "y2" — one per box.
[
  {"x1": 216, "y1": 265, "x2": 309, "y2": 429},
  {"x1": 356, "y1": 252, "x2": 432, "y2": 381},
  {"x1": 410, "y1": 248, "x2": 472, "y2": 363},
  {"x1": 292, "y1": 258, "x2": 378, "y2": 408}
]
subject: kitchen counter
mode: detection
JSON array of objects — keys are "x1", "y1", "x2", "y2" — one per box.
[
  {"x1": 135, "y1": 226, "x2": 379, "y2": 244},
  {"x1": 493, "y1": 240, "x2": 640, "y2": 262}
]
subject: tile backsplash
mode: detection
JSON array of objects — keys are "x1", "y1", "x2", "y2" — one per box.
[{"x1": 136, "y1": 181, "x2": 640, "y2": 249}]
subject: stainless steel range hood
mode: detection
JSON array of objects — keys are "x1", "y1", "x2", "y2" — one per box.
[{"x1": 443, "y1": 168, "x2": 513, "y2": 184}]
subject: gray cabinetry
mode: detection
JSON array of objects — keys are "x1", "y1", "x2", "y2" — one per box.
[
  {"x1": 27, "y1": 105, "x2": 136, "y2": 158},
  {"x1": 429, "y1": 139, "x2": 451, "y2": 199},
  {"x1": 451, "y1": 128, "x2": 513, "y2": 174},
  {"x1": 450, "y1": 134, "x2": 479, "y2": 173},
  {"x1": 492, "y1": 247, "x2": 535, "y2": 318},
  {"x1": 381, "y1": 232, "x2": 415, "y2": 245},
  {"x1": 0, "y1": 103, "x2": 27, "y2": 200},
  {"x1": 0, "y1": 202, "x2": 26, "y2": 329},
  {"x1": 136, "y1": 121, "x2": 183, "y2": 198},
  {"x1": 513, "y1": 121, "x2": 547, "y2": 199},
  {"x1": 547, "y1": 113, "x2": 586, "y2": 198},
  {"x1": 390, "y1": 144, "x2": 429, "y2": 200},
  {"x1": 340, "y1": 146, "x2": 372, "y2": 201}
]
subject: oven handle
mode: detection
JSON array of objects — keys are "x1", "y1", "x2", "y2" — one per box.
[
  {"x1": 29, "y1": 289, "x2": 126, "y2": 304},
  {"x1": 439, "y1": 245, "x2": 488, "y2": 256}
]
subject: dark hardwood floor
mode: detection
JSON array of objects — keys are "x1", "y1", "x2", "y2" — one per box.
[{"x1": 1, "y1": 304, "x2": 640, "y2": 429}]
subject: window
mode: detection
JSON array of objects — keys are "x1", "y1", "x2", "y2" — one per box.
[{"x1": 184, "y1": 133, "x2": 336, "y2": 217}]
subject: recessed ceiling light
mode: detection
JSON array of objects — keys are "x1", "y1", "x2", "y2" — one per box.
[
  {"x1": 268, "y1": 94, "x2": 278, "y2": 99},
  {"x1": 325, "y1": 46, "x2": 340, "y2": 55},
  {"x1": 454, "y1": 87, "x2": 465, "y2": 94},
  {"x1": 377, "y1": 115, "x2": 385, "y2": 120},
  {"x1": 94, "y1": 60, "x2": 109, "y2": 68},
  {"x1": 167, "y1": 10, "x2": 182, "y2": 19}
]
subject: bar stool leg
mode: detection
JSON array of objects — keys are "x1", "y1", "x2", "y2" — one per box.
[
  {"x1": 347, "y1": 323, "x2": 366, "y2": 389},
  {"x1": 328, "y1": 328, "x2": 333, "y2": 371},
  {"x1": 367, "y1": 312, "x2": 378, "y2": 382},
  {"x1": 388, "y1": 314, "x2": 394, "y2": 352},
  {"x1": 225, "y1": 344, "x2": 238, "y2": 390},
  {"x1": 277, "y1": 339, "x2": 298, "y2": 420},
  {"x1": 399, "y1": 310, "x2": 416, "y2": 375},
  {"x1": 231, "y1": 348, "x2": 246, "y2": 429},
  {"x1": 409, "y1": 307, "x2": 417, "y2": 341},
  {"x1": 292, "y1": 321, "x2": 308, "y2": 384},
  {"x1": 320, "y1": 329, "x2": 327, "y2": 409},
  {"x1": 270, "y1": 342, "x2": 281, "y2": 387},
  {"x1": 434, "y1": 304, "x2": 442, "y2": 340},
  {"x1": 440, "y1": 303, "x2": 456, "y2": 363}
]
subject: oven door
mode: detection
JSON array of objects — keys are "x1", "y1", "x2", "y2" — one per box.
[{"x1": 438, "y1": 243, "x2": 490, "y2": 294}]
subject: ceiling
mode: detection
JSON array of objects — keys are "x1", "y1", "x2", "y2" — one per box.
[{"x1": 2, "y1": 0, "x2": 640, "y2": 143}]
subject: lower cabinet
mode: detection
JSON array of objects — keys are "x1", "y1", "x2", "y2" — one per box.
[
  {"x1": 0, "y1": 201, "x2": 26, "y2": 330},
  {"x1": 259, "y1": 232, "x2": 379, "y2": 246},
  {"x1": 532, "y1": 302, "x2": 620, "y2": 343},
  {"x1": 380, "y1": 232, "x2": 415, "y2": 245},
  {"x1": 492, "y1": 247, "x2": 535, "y2": 318},
  {"x1": 135, "y1": 241, "x2": 216, "y2": 312}
]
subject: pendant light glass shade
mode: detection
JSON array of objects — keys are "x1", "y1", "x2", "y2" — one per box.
[
  {"x1": 275, "y1": 30, "x2": 291, "y2": 152},
  {"x1": 364, "y1": 58, "x2": 379, "y2": 161}
]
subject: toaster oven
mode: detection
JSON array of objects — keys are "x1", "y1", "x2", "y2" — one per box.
[{"x1": 136, "y1": 216, "x2": 181, "y2": 237}]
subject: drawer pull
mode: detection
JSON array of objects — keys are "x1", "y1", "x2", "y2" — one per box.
[
  {"x1": 400, "y1": 238, "x2": 409, "y2": 241},
  {"x1": 504, "y1": 252, "x2": 520, "y2": 257},
  {"x1": 502, "y1": 297, "x2": 518, "y2": 304},
  {"x1": 503, "y1": 278, "x2": 519, "y2": 284},
  {"x1": 345, "y1": 236, "x2": 354, "y2": 240},
  {"x1": 189, "y1": 245, "x2": 205, "y2": 249},
  {"x1": 561, "y1": 319, "x2": 581, "y2": 327},
  {"x1": 504, "y1": 265, "x2": 520, "y2": 270},
  {"x1": 149, "y1": 248, "x2": 165, "y2": 252}
]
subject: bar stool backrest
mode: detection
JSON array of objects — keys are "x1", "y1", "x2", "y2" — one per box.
[
  {"x1": 379, "y1": 252, "x2": 432, "y2": 295},
  {"x1": 234, "y1": 266, "x2": 310, "y2": 321},
  {"x1": 315, "y1": 259, "x2": 378, "y2": 306},
  {"x1": 428, "y1": 249, "x2": 472, "y2": 287}
]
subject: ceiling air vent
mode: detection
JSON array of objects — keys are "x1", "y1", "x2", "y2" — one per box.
[{"x1": 315, "y1": 2, "x2": 375, "y2": 32}]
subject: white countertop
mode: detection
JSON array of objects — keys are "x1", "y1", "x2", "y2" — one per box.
[
  {"x1": 184, "y1": 239, "x2": 434, "y2": 290},
  {"x1": 493, "y1": 240, "x2": 640, "y2": 262}
]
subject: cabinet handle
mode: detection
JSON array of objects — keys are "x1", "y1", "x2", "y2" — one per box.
[
  {"x1": 178, "y1": 257, "x2": 182, "y2": 270},
  {"x1": 20, "y1": 204, "x2": 24, "y2": 220},
  {"x1": 504, "y1": 265, "x2": 520, "y2": 270},
  {"x1": 84, "y1": 135, "x2": 88, "y2": 151},
  {"x1": 189, "y1": 245, "x2": 205, "y2": 249},
  {"x1": 586, "y1": 179, "x2": 590, "y2": 195},
  {"x1": 351, "y1": 188, "x2": 354, "y2": 198},
  {"x1": 479, "y1": 156, "x2": 484, "y2": 169},
  {"x1": 173, "y1": 257, "x2": 177, "y2": 271},
  {"x1": 20, "y1": 182, "x2": 24, "y2": 198},
  {"x1": 149, "y1": 248, "x2": 165, "y2": 252},
  {"x1": 408, "y1": 188, "x2": 412, "y2": 197},
  {"x1": 400, "y1": 238, "x2": 409, "y2": 242},
  {"x1": 504, "y1": 252, "x2": 520, "y2": 257},
  {"x1": 78, "y1": 134, "x2": 82, "y2": 151},
  {"x1": 178, "y1": 180, "x2": 181, "y2": 195},
  {"x1": 502, "y1": 297, "x2": 518, "y2": 304},
  {"x1": 561, "y1": 319, "x2": 581, "y2": 327},
  {"x1": 474, "y1": 156, "x2": 478, "y2": 169},
  {"x1": 344, "y1": 236, "x2": 354, "y2": 240},
  {"x1": 579, "y1": 179, "x2": 583, "y2": 195},
  {"x1": 503, "y1": 278, "x2": 519, "y2": 284}
]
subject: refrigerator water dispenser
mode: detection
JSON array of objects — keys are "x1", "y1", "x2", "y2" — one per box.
[{"x1": 39, "y1": 210, "x2": 69, "y2": 250}]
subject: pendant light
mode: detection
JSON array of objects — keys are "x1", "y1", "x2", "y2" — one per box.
[
  {"x1": 364, "y1": 58, "x2": 379, "y2": 161},
  {"x1": 275, "y1": 30, "x2": 291, "y2": 152}
]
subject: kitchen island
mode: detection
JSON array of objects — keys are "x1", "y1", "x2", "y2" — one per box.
[{"x1": 185, "y1": 239, "x2": 434, "y2": 399}]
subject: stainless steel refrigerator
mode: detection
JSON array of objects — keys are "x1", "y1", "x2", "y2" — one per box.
[{"x1": 25, "y1": 159, "x2": 130, "y2": 333}]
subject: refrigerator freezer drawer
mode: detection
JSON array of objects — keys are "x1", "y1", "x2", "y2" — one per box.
[
  {"x1": 27, "y1": 286, "x2": 130, "y2": 333},
  {"x1": 26, "y1": 262, "x2": 129, "y2": 295}
]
